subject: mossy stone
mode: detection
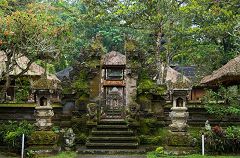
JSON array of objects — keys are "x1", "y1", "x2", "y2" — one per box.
[
  {"x1": 166, "y1": 132, "x2": 194, "y2": 147},
  {"x1": 75, "y1": 133, "x2": 87, "y2": 144},
  {"x1": 28, "y1": 131, "x2": 59, "y2": 145}
]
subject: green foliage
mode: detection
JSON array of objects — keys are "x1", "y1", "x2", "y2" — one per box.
[
  {"x1": 138, "y1": 79, "x2": 167, "y2": 95},
  {"x1": 139, "y1": 135, "x2": 163, "y2": 145},
  {"x1": 155, "y1": 146, "x2": 164, "y2": 154},
  {"x1": 167, "y1": 132, "x2": 194, "y2": 147},
  {"x1": 40, "y1": 151, "x2": 77, "y2": 158},
  {"x1": 139, "y1": 118, "x2": 159, "y2": 135},
  {"x1": 139, "y1": 119, "x2": 168, "y2": 145},
  {"x1": 72, "y1": 71, "x2": 89, "y2": 94},
  {"x1": 204, "y1": 125, "x2": 240, "y2": 153},
  {"x1": 0, "y1": 121, "x2": 34, "y2": 150},
  {"x1": 15, "y1": 77, "x2": 31, "y2": 103},
  {"x1": 28, "y1": 131, "x2": 59, "y2": 145},
  {"x1": 204, "y1": 86, "x2": 240, "y2": 117}
]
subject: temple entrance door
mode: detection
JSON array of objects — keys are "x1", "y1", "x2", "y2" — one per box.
[{"x1": 104, "y1": 87, "x2": 124, "y2": 117}]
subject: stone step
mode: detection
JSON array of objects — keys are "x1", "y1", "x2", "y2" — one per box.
[
  {"x1": 96, "y1": 125, "x2": 128, "y2": 131},
  {"x1": 88, "y1": 136, "x2": 138, "y2": 143},
  {"x1": 105, "y1": 111, "x2": 122, "y2": 115},
  {"x1": 91, "y1": 130, "x2": 134, "y2": 136},
  {"x1": 106, "y1": 109, "x2": 122, "y2": 112},
  {"x1": 101, "y1": 115, "x2": 123, "y2": 119},
  {"x1": 86, "y1": 142, "x2": 138, "y2": 149},
  {"x1": 77, "y1": 146, "x2": 146, "y2": 154},
  {"x1": 99, "y1": 119, "x2": 126, "y2": 125}
]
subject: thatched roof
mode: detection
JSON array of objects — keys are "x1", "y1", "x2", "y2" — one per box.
[
  {"x1": 102, "y1": 51, "x2": 126, "y2": 66},
  {"x1": 0, "y1": 51, "x2": 59, "y2": 81},
  {"x1": 166, "y1": 66, "x2": 191, "y2": 84},
  {"x1": 32, "y1": 75, "x2": 60, "y2": 90},
  {"x1": 201, "y1": 54, "x2": 240, "y2": 85}
]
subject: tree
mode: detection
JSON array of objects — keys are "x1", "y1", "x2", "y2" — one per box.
[
  {"x1": 0, "y1": 2, "x2": 68, "y2": 99},
  {"x1": 178, "y1": 0, "x2": 240, "y2": 78},
  {"x1": 111, "y1": 0, "x2": 184, "y2": 84}
]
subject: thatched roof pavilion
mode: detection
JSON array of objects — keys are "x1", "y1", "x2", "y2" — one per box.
[
  {"x1": 201, "y1": 54, "x2": 240, "y2": 86},
  {"x1": 0, "y1": 51, "x2": 59, "y2": 81}
]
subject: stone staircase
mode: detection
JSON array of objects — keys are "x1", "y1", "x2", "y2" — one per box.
[{"x1": 77, "y1": 109, "x2": 144, "y2": 154}]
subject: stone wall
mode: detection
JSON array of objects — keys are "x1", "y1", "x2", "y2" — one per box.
[
  {"x1": 148, "y1": 100, "x2": 240, "y2": 126},
  {"x1": 0, "y1": 104, "x2": 63, "y2": 125},
  {"x1": 125, "y1": 69, "x2": 138, "y2": 106}
]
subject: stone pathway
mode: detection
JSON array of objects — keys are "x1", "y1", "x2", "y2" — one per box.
[{"x1": 77, "y1": 155, "x2": 147, "y2": 158}]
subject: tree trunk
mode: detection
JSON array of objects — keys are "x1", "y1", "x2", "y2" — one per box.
[
  {"x1": 2, "y1": 52, "x2": 12, "y2": 101},
  {"x1": 156, "y1": 23, "x2": 163, "y2": 85}
]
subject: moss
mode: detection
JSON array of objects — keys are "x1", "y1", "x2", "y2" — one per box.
[
  {"x1": 75, "y1": 94, "x2": 89, "y2": 110},
  {"x1": 139, "y1": 118, "x2": 159, "y2": 135},
  {"x1": 75, "y1": 133, "x2": 87, "y2": 144},
  {"x1": 72, "y1": 71, "x2": 89, "y2": 94},
  {"x1": 32, "y1": 76, "x2": 59, "y2": 90},
  {"x1": 138, "y1": 95, "x2": 152, "y2": 111},
  {"x1": 139, "y1": 135, "x2": 163, "y2": 145},
  {"x1": 71, "y1": 115, "x2": 87, "y2": 134},
  {"x1": 0, "y1": 103, "x2": 62, "y2": 107},
  {"x1": 166, "y1": 132, "x2": 195, "y2": 147},
  {"x1": 28, "y1": 131, "x2": 59, "y2": 145}
]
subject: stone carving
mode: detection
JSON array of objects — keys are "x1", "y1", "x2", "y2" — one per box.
[
  {"x1": 63, "y1": 128, "x2": 75, "y2": 150},
  {"x1": 86, "y1": 103, "x2": 98, "y2": 124},
  {"x1": 126, "y1": 102, "x2": 140, "y2": 123},
  {"x1": 169, "y1": 107, "x2": 189, "y2": 132},
  {"x1": 106, "y1": 87, "x2": 123, "y2": 112},
  {"x1": 205, "y1": 120, "x2": 211, "y2": 131}
]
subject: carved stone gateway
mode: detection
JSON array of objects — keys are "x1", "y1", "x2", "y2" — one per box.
[
  {"x1": 97, "y1": 51, "x2": 138, "y2": 118},
  {"x1": 169, "y1": 89, "x2": 190, "y2": 132}
]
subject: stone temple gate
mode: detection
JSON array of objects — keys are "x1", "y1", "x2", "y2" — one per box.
[{"x1": 99, "y1": 51, "x2": 137, "y2": 116}]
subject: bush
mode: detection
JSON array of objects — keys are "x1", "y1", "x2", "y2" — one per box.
[
  {"x1": 139, "y1": 118, "x2": 159, "y2": 135},
  {"x1": 204, "y1": 125, "x2": 240, "y2": 153},
  {"x1": 155, "y1": 146, "x2": 164, "y2": 154},
  {"x1": 0, "y1": 121, "x2": 34, "y2": 151}
]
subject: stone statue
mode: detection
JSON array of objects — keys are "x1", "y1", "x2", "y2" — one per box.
[
  {"x1": 126, "y1": 102, "x2": 140, "y2": 122},
  {"x1": 63, "y1": 128, "x2": 75, "y2": 150},
  {"x1": 205, "y1": 120, "x2": 211, "y2": 131},
  {"x1": 86, "y1": 103, "x2": 98, "y2": 124}
]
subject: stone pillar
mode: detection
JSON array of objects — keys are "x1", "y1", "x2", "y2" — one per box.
[{"x1": 126, "y1": 68, "x2": 138, "y2": 107}]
